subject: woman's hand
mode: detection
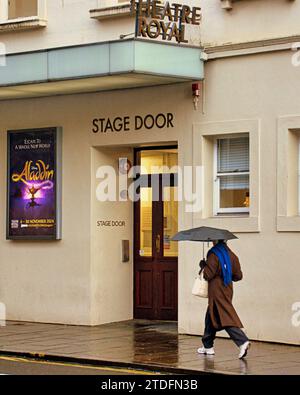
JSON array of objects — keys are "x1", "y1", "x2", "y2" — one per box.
[{"x1": 199, "y1": 259, "x2": 206, "y2": 270}]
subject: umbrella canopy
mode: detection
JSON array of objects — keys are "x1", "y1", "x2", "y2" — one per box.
[{"x1": 171, "y1": 226, "x2": 238, "y2": 242}]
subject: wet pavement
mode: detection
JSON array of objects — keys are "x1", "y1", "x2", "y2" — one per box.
[{"x1": 0, "y1": 320, "x2": 299, "y2": 375}]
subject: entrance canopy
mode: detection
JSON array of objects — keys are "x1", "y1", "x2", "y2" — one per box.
[{"x1": 0, "y1": 39, "x2": 204, "y2": 100}]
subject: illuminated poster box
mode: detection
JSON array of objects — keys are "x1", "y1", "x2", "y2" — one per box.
[{"x1": 7, "y1": 127, "x2": 62, "y2": 240}]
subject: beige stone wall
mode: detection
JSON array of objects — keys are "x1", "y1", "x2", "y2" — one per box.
[
  {"x1": 180, "y1": 49, "x2": 300, "y2": 345},
  {"x1": 1, "y1": 0, "x2": 133, "y2": 54},
  {"x1": 90, "y1": 146, "x2": 134, "y2": 325},
  {"x1": 0, "y1": 95, "x2": 93, "y2": 325},
  {"x1": 0, "y1": 83, "x2": 198, "y2": 326},
  {"x1": 200, "y1": 0, "x2": 300, "y2": 47},
  {"x1": 1, "y1": 1, "x2": 300, "y2": 54},
  {"x1": 0, "y1": 19, "x2": 300, "y2": 341}
]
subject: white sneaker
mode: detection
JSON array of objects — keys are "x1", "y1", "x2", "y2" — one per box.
[
  {"x1": 197, "y1": 346, "x2": 215, "y2": 355},
  {"x1": 239, "y1": 341, "x2": 250, "y2": 359}
]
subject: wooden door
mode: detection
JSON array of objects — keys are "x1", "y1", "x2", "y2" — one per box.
[{"x1": 134, "y1": 148, "x2": 178, "y2": 321}]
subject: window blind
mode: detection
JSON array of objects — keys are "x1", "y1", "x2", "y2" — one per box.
[{"x1": 217, "y1": 137, "x2": 249, "y2": 173}]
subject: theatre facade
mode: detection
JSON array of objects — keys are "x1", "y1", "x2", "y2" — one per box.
[{"x1": 0, "y1": 0, "x2": 299, "y2": 345}]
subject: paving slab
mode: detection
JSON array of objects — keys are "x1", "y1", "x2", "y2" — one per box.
[{"x1": 0, "y1": 320, "x2": 299, "y2": 375}]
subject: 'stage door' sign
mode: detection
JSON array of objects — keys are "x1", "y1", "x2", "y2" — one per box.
[{"x1": 7, "y1": 128, "x2": 62, "y2": 240}]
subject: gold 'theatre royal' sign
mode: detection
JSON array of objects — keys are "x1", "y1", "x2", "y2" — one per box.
[{"x1": 131, "y1": 0, "x2": 202, "y2": 43}]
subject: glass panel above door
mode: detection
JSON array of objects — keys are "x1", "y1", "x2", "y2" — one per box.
[{"x1": 140, "y1": 149, "x2": 178, "y2": 175}]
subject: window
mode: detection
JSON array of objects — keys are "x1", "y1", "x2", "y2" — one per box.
[
  {"x1": 0, "y1": 0, "x2": 46, "y2": 32},
  {"x1": 214, "y1": 135, "x2": 250, "y2": 215},
  {"x1": 89, "y1": 1, "x2": 132, "y2": 20},
  {"x1": 193, "y1": 119, "x2": 259, "y2": 233},
  {"x1": 277, "y1": 116, "x2": 300, "y2": 232},
  {"x1": 8, "y1": 0, "x2": 38, "y2": 19}
]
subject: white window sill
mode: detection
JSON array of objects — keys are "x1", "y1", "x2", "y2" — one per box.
[
  {"x1": 0, "y1": 17, "x2": 47, "y2": 33},
  {"x1": 277, "y1": 216, "x2": 300, "y2": 232},
  {"x1": 89, "y1": 3, "x2": 132, "y2": 20},
  {"x1": 214, "y1": 213, "x2": 250, "y2": 218},
  {"x1": 221, "y1": 0, "x2": 296, "y2": 11}
]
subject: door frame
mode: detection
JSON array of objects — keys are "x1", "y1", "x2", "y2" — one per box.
[{"x1": 133, "y1": 145, "x2": 178, "y2": 320}]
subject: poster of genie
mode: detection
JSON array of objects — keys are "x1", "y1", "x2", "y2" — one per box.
[{"x1": 7, "y1": 128, "x2": 62, "y2": 240}]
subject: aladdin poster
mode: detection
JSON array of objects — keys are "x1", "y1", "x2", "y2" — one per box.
[{"x1": 7, "y1": 128, "x2": 62, "y2": 240}]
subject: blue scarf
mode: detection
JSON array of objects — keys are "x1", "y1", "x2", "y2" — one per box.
[{"x1": 207, "y1": 242, "x2": 232, "y2": 287}]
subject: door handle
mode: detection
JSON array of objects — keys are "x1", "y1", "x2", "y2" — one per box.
[{"x1": 155, "y1": 234, "x2": 161, "y2": 254}]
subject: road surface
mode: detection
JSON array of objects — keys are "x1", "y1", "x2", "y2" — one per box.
[{"x1": 0, "y1": 355, "x2": 161, "y2": 375}]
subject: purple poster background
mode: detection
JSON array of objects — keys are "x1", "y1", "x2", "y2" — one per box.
[{"x1": 7, "y1": 128, "x2": 59, "y2": 239}]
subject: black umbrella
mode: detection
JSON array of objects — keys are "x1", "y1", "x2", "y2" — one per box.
[
  {"x1": 171, "y1": 226, "x2": 237, "y2": 273},
  {"x1": 172, "y1": 226, "x2": 238, "y2": 262},
  {"x1": 171, "y1": 226, "x2": 238, "y2": 242}
]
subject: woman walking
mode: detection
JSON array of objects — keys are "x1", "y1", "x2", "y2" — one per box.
[{"x1": 197, "y1": 240, "x2": 250, "y2": 359}]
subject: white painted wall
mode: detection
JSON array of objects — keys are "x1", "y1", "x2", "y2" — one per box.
[
  {"x1": 0, "y1": 95, "x2": 92, "y2": 325},
  {"x1": 179, "y1": 50, "x2": 300, "y2": 345},
  {"x1": 1, "y1": 0, "x2": 300, "y2": 55},
  {"x1": 1, "y1": 0, "x2": 134, "y2": 54},
  {"x1": 0, "y1": 57, "x2": 299, "y2": 342},
  {"x1": 90, "y1": 147, "x2": 134, "y2": 325},
  {"x1": 200, "y1": 0, "x2": 300, "y2": 46},
  {"x1": 0, "y1": 0, "x2": 300, "y2": 342},
  {"x1": 0, "y1": 82, "x2": 198, "y2": 326}
]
